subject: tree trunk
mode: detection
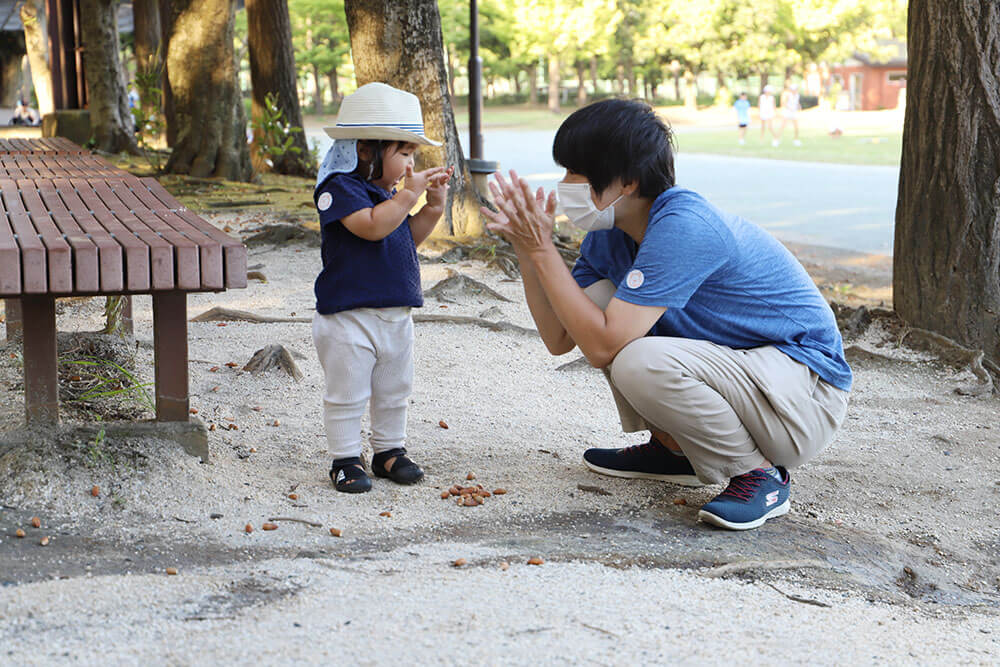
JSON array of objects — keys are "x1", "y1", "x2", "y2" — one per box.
[
  {"x1": 615, "y1": 63, "x2": 624, "y2": 94},
  {"x1": 79, "y1": 0, "x2": 139, "y2": 154},
  {"x1": 133, "y1": 0, "x2": 161, "y2": 113},
  {"x1": 590, "y1": 55, "x2": 598, "y2": 96},
  {"x1": 625, "y1": 59, "x2": 636, "y2": 97},
  {"x1": 311, "y1": 63, "x2": 323, "y2": 113},
  {"x1": 344, "y1": 0, "x2": 487, "y2": 238},
  {"x1": 547, "y1": 54, "x2": 560, "y2": 112},
  {"x1": 894, "y1": 0, "x2": 1000, "y2": 364},
  {"x1": 159, "y1": 0, "x2": 176, "y2": 146},
  {"x1": 20, "y1": 0, "x2": 53, "y2": 115},
  {"x1": 163, "y1": 0, "x2": 252, "y2": 180},
  {"x1": 327, "y1": 69, "x2": 339, "y2": 102},
  {"x1": 527, "y1": 65, "x2": 538, "y2": 104},
  {"x1": 246, "y1": 0, "x2": 313, "y2": 176},
  {"x1": 576, "y1": 61, "x2": 587, "y2": 106}
]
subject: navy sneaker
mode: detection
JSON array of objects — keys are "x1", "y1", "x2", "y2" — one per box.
[
  {"x1": 583, "y1": 438, "x2": 704, "y2": 487},
  {"x1": 698, "y1": 467, "x2": 791, "y2": 530}
]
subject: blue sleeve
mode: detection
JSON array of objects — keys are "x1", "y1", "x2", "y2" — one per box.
[
  {"x1": 315, "y1": 175, "x2": 374, "y2": 226},
  {"x1": 615, "y1": 210, "x2": 730, "y2": 309},
  {"x1": 571, "y1": 234, "x2": 604, "y2": 288}
]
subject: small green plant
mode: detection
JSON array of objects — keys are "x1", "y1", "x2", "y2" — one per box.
[
  {"x1": 251, "y1": 92, "x2": 305, "y2": 170},
  {"x1": 131, "y1": 53, "x2": 166, "y2": 171},
  {"x1": 64, "y1": 356, "x2": 155, "y2": 413},
  {"x1": 85, "y1": 420, "x2": 113, "y2": 469}
]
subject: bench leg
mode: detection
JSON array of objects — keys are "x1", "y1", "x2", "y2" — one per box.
[
  {"x1": 4, "y1": 298, "x2": 22, "y2": 340},
  {"x1": 20, "y1": 296, "x2": 58, "y2": 424},
  {"x1": 152, "y1": 291, "x2": 189, "y2": 421}
]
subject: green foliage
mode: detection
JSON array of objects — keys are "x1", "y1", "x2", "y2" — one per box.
[
  {"x1": 64, "y1": 356, "x2": 155, "y2": 414},
  {"x1": 251, "y1": 92, "x2": 305, "y2": 170},
  {"x1": 131, "y1": 52, "x2": 166, "y2": 171}
]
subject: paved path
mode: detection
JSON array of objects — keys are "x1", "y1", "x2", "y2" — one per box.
[{"x1": 308, "y1": 127, "x2": 899, "y2": 256}]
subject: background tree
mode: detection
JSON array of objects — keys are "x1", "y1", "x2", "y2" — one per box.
[
  {"x1": 893, "y1": 0, "x2": 1000, "y2": 366},
  {"x1": 132, "y1": 0, "x2": 162, "y2": 118},
  {"x1": 79, "y1": 0, "x2": 139, "y2": 153},
  {"x1": 344, "y1": 0, "x2": 486, "y2": 237},
  {"x1": 19, "y1": 0, "x2": 53, "y2": 115},
  {"x1": 290, "y1": 0, "x2": 350, "y2": 111},
  {"x1": 246, "y1": 0, "x2": 315, "y2": 176},
  {"x1": 163, "y1": 0, "x2": 252, "y2": 180}
]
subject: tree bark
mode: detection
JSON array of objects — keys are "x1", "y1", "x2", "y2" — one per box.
[
  {"x1": 20, "y1": 0, "x2": 53, "y2": 115},
  {"x1": 79, "y1": 0, "x2": 139, "y2": 154},
  {"x1": 312, "y1": 63, "x2": 323, "y2": 113},
  {"x1": 575, "y1": 61, "x2": 587, "y2": 106},
  {"x1": 894, "y1": 0, "x2": 1000, "y2": 364},
  {"x1": 163, "y1": 0, "x2": 252, "y2": 180},
  {"x1": 590, "y1": 56, "x2": 598, "y2": 97},
  {"x1": 246, "y1": 0, "x2": 313, "y2": 176},
  {"x1": 327, "y1": 70, "x2": 339, "y2": 102},
  {"x1": 159, "y1": 0, "x2": 176, "y2": 146},
  {"x1": 344, "y1": 0, "x2": 487, "y2": 238},
  {"x1": 527, "y1": 65, "x2": 538, "y2": 104},
  {"x1": 547, "y1": 54, "x2": 560, "y2": 112},
  {"x1": 133, "y1": 0, "x2": 161, "y2": 114}
]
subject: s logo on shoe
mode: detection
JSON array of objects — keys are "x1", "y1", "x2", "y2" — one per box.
[{"x1": 765, "y1": 490, "x2": 780, "y2": 506}]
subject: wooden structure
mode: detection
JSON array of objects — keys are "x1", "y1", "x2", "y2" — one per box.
[{"x1": 0, "y1": 139, "x2": 246, "y2": 424}]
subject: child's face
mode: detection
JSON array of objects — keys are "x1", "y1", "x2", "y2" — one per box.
[{"x1": 374, "y1": 142, "x2": 419, "y2": 190}]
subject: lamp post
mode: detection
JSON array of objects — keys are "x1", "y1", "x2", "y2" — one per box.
[{"x1": 468, "y1": 0, "x2": 498, "y2": 189}]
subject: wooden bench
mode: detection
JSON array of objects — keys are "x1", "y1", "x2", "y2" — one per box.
[{"x1": 0, "y1": 141, "x2": 246, "y2": 427}]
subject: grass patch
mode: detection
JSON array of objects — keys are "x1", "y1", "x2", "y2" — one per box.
[{"x1": 670, "y1": 127, "x2": 901, "y2": 166}]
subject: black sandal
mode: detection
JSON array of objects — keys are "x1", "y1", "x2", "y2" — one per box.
[
  {"x1": 371, "y1": 448, "x2": 424, "y2": 484},
  {"x1": 329, "y1": 457, "x2": 372, "y2": 493}
]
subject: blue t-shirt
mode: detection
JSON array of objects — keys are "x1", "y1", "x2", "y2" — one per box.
[
  {"x1": 572, "y1": 187, "x2": 852, "y2": 391},
  {"x1": 313, "y1": 173, "x2": 423, "y2": 315},
  {"x1": 734, "y1": 98, "x2": 751, "y2": 124}
]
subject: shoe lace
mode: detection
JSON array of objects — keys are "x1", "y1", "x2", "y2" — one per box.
[
  {"x1": 621, "y1": 439, "x2": 659, "y2": 456},
  {"x1": 718, "y1": 470, "x2": 766, "y2": 502}
]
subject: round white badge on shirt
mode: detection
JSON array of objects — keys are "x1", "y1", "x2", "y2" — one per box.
[
  {"x1": 626, "y1": 269, "x2": 645, "y2": 289},
  {"x1": 317, "y1": 192, "x2": 333, "y2": 211}
]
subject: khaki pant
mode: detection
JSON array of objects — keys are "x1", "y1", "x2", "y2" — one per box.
[{"x1": 585, "y1": 280, "x2": 849, "y2": 485}]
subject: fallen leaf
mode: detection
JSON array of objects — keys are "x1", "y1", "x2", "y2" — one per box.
[
  {"x1": 379, "y1": 511, "x2": 392, "y2": 518},
  {"x1": 166, "y1": 567, "x2": 178, "y2": 575},
  {"x1": 492, "y1": 488, "x2": 507, "y2": 495},
  {"x1": 245, "y1": 523, "x2": 253, "y2": 533},
  {"x1": 673, "y1": 498, "x2": 687, "y2": 506},
  {"x1": 262, "y1": 522, "x2": 278, "y2": 531},
  {"x1": 288, "y1": 493, "x2": 298, "y2": 500},
  {"x1": 189, "y1": 408, "x2": 199, "y2": 415},
  {"x1": 209, "y1": 366, "x2": 220, "y2": 372},
  {"x1": 527, "y1": 557, "x2": 545, "y2": 566},
  {"x1": 439, "y1": 420, "x2": 449, "y2": 429},
  {"x1": 329, "y1": 527, "x2": 342, "y2": 537},
  {"x1": 225, "y1": 362, "x2": 238, "y2": 368},
  {"x1": 453, "y1": 558, "x2": 467, "y2": 567},
  {"x1": 91, "y1": 485, "x2": 100, "y2": 497},
  {"x1": 217, "y1": 323, "x2": 227, "y2": 327},
  {"x1": 440, "y1": 491, "x2": 450, "y2": 499}
]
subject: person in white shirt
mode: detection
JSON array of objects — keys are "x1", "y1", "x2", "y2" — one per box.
[
  {"x1": 758, "y1": 85, "x2": 778, "y2": 146},
  {"x1": 780, "y1": 83, "x2": 802, "y2": 146}
]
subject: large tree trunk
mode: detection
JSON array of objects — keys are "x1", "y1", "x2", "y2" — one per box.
[
  {"x1": 575, "y1": 61, "x2": 587, "y2": 106},
  {"x1": 345, "y1": 0, "x2": 486, "y2": 238},
  {"x1": 133, "y1": 0, "x2": 161, "y2": 113},
  {"x1": 159, "y1": 0, "x2": 176, "y2": 146},
  {"x1": 163, "y1": 0, "x2": 252, "y2": 180},
  {"x1": 79, "y1": 0, "x2": 139, "y2": 154},
  {"x1": 20, "y1": 0, "x2": 53, "y2": 115},
  {"x1": 894, "y1": 0, "x2": 1000, "y2": 364},
  {"x1": 246, "y1": 0, "x2": 313, "y2": 176},
  {"x1": 546, "y1": 54, "x2": 560, "y2": 112},
  {"x1": 527, "y1": 65, "x2": 538, "y2": 104},
  {"x1": 327, "y1": 70, "x2": 339, "y2": 103},
  {"x1": 311, "y1": 63, "x2": 323, "y2": 113}
]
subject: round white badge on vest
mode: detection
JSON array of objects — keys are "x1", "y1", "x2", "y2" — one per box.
[
  {"x1": 317, "y1": 192, "x2": 333, "y2": 211},
  {"x1": 626, "y1": 269, "x2": 645, "y2": 289}
]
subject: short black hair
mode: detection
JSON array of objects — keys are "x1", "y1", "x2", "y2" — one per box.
[
  {"x1": 552, "y1": 98, "x2": 675, "y2": 198},
  {"x1": 354, "y1": 139, "x2": 406, "y2": 181}
]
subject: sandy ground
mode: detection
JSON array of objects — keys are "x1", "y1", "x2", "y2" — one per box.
[{"x1": 0, "y1": 212, "x2": 998, "y2": 664}]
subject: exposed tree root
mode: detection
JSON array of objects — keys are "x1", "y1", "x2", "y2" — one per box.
[
  {"x1": 190, "y1": 307, "x2": 310, "y2": 324},
  {"x1": 412, "y1": 314, "x2": 537, "y2": 336},
  {"x1": 243, "y1": 344, "x2": 304, "y2": 381},
  {"x1": 702, "y1": 558, "x2": 831, "y2": 579},
  {"x1": 423, "y1": 272, "x2": 513, "y2": 304}
]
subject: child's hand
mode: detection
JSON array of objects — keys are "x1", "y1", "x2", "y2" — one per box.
[
  {"x1": 425, "y1": 166, "x2": 454, "y2": 209},
  {"x1": 403, "y1": 165, "x2": 449, "y2": 196}
]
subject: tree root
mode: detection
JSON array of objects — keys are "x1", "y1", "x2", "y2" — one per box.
[
  {"x1": 412, "y1": 314, "x2": 537, "y2": 336},
  {"x1": 243, "y1": 345, "x2": 303, "y2": 381},
  {"x1": 701, "y1": 558, "x2": 831, "y2": 579},
  {"x1": 899, "y1": 328, "x2": 995, "y2": 396},
  {"x1": 423, "y1": 272, "x2": 513, "y2": 304},
  {"x1": 190, "y1": 307, "x2": 310, "y2": 323},
  {"x1": 267, "y1": 516, "x2": 323, "y2": 527}
]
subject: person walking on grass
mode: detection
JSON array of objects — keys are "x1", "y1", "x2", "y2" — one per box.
[
  {"x1": 780, "y1": 83, "x2": 803, "y2": 146},
  {"x1": 312, "y1": 82, "x2": 454, "y2": 493},
  {"x1": 482, "y1": 99, "x2": 851, "y2": 530},
  {"x1": 759, "y1": 84, "x2": 779, "y2": 146},
  {"x1": 734, "y1": 92, "x2": 751, "y2": 145}
]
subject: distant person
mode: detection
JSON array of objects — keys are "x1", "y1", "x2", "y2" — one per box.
[
  {"x1": 733, "y1": 92, "x2": 750, "y2": 145},
  {"x1": 9, "y1": 99, "x2": 38, "y2": 126},
  {"x1": 312, "y1": 82, "x2": 453, "y2": 493},
  {"x1": 780, "y1": 83, "x2": 802, "y2": 146},
  {"x1": 482, "y1": 99, "x2": 852, "y2": 530},
  {"x1": 758, "y1": 84, "x2": 778, "y2": 146}
]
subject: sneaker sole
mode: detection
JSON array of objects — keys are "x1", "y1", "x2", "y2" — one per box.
[
  {"x1": 697, "y1": 499, "x2": 790, "y2": 530},
  {"x1": 583, "y1": 459, "x2": 704, "y2": 487}
]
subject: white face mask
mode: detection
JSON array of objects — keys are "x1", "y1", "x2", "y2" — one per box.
[{"x1": 556, "y1": 182, "x2": 623, "y2": 232}]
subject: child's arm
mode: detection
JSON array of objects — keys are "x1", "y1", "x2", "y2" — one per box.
[
  {"x1": 340, "y1": 166, "x2": 447, "y2": 241},
  {"x1": 410, "y1": 166, "x2": 454, "y2": 246}
]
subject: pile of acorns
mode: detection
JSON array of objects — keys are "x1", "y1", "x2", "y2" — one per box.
[{"x1": 440, "y1": 473, "x2": 507, "y2": 507}]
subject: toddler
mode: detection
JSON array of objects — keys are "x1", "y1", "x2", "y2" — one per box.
[{"x1": 312, "y1": 82, "x2": 453, "y2": 493}]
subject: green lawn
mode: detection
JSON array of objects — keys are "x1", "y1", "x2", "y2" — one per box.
[{"x1": 672, "y1": 127, "x2": 902, "y2": 166}]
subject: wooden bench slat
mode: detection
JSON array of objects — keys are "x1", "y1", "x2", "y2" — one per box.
[
  {"x1": 48, "y1": 179, "x2": 125, "y2": 293},
  {"x1": 138, "y1": 178, "x2": 247, "y2": 289},
  {"x1": 9, "y1": 180, "x2": 74, "y2": 293},
  {"x1": 0, "y1": 213, "x2": 21, "y2": 294},
  {"x1": 71, "y1": 179, "x2": 153, "y2": 292},
  {"x1": 32, "y1": 179, "x2": 104, "y2": 293},
  {"x1": 87, "y1": 179, "x2": 174, "y2": 290},
  {"x1": 5, "y1": 212, "x2": 46, "y2": 293}
]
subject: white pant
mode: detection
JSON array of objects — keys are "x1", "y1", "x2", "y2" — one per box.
[{"x1": 312, "y1": 307, "x2": 414, "y2": 459}]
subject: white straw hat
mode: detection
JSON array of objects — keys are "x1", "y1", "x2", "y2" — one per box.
[{"x1": 324, "y1": 82, "x2": 441, "y2": 146}]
